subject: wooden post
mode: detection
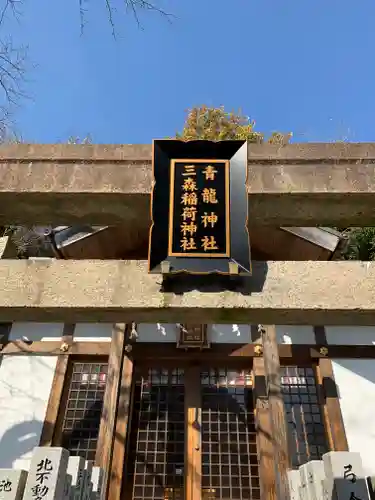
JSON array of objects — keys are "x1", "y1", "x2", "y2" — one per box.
[
  {"x1": 95, "y1": 323, "x2": 127, "y2": 499},
  {"x1": 261, "y1": 324, "x2": 290, "y2": 500},
  {"x1": 313, "y1": 326, "x2": 348, "y2": 452},
  {"x1": 253, "y1": 356, "x2": 277, "y2": 500},
  {"x1": 39, "y1": 324, "x2": 75, "y2": 446},
  {"x1": 251, "y1": 325, "x2": 276, "y2": 500},
  {"x1": 185, "y1": 366, "x2": 201, "y2": 500},
  {"x1": 108, "y1": 344, "x2": 134, "y2": 500}
]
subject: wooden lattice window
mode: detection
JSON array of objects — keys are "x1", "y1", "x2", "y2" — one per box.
[
  {"x1": 59, "y1": 359, "x2": 108, "y2": 461},
  {"x1": 281, "y1": 365, "x2": 328, "y2": 468},
  {"x1": 124, "y1": 368, "x2": 185, "y2": 500},
  {"x1": 201, "y1": 369, "x2": 260, "y2": 500}
]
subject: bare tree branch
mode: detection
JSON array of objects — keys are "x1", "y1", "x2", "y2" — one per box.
[
  {"x1": 105, "y1": 0, "x2": 117, "y2": 38},
  {"x1": 124, "y1": 0, "x2": 173, "y2": 28},
  {"x1": 0, "y1": 0, "x2": 28, "y2": 141},
  {"x1": 0, "y1": 0, "x2": 22, "y2": 27},
  {"x1": 79, "y1": 0, "x2": 174, "y2": 35}
]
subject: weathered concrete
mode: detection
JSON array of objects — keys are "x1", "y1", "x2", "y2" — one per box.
[
  {"x1": 1, "y1": 143, "x2": 375, "y2": 226},
  {"x1": 0, "y1": 260, "x2": 373, "y2": 324},
  {"x1": 2, "y1": 142, "x2": 375, "y2": 161}
]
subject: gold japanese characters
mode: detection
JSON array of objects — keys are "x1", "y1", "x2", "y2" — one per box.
[
  {"x1": 180, "y1": 164, "x2": 219, "y2": 251},
  {"x1": 149, "y1": 140, "x2": 250, "y2": 275},
  {"x1": 168, "y1": 159, "x2": 230, "y2": 258}
]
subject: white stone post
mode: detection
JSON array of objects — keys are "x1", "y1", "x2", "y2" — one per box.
[
  {"x1": 323, "y1": 451, "x2": 371, "y2": 500},
  {"x1": 90, "y1": 468, "x2": 103, "y2": 500},
  {"x1": 66, "y1": 457, "x2": 85, "y2": 500},
  {"x1": 305, "y1": 460, "x2": 325, "y2": 500},
  {"x1": 287, "y1": 470, "x2": 301, "y2": 500},
  {"x1": 80, "y1": 462, "x2": 92, "y2": 500},
  {"x1": 22, "y1": 447, "x2": 70, "y2": 500},
  {"x1": 0, "y1": 470, "x2": 27, "y2": 500}
]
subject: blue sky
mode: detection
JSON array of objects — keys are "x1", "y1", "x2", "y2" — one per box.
[{"x1": 4, "y1": 0, "x2": 375, "y2": 143}]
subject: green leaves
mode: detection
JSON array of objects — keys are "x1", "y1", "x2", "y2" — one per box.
[{"x1": 344, "y1": 228, "x2": 375, "y2": 261}]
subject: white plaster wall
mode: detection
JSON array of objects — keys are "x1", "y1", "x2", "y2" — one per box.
[
  {"x1": 10, "y1": 323, "x2": 64, "y2": 341},
  {"x1": 276, "y1": 325, "x2": 315, "y2": 344},
  {"x1": 137, "y1": 323, "x2": 252, "y2": 344},
  {"x1": 326, "y1": 326, "x2": 375, "y2": 345},
  {"x1": 332, "y1": 359, "x2": 375, "y2": 477},
  {"x1": 209, "y1": 324, "x2": 315, "y2": 344},
  {"x1": 135, "y1": 324, "x2": 316, "y2": 344},
  {"x1": 9, "y1": 323, "x2": 114, "y2": 342},
  {"x1": 0, "y1": 355, "x2": 57, "y2": 470},
  {"x1": 137, "y1": 323, "x2": 179, "y2": 342},
  {"x1": 208, "y1": 324, "x2": 251, "y2": 343},
  {"x1": 74, "y1": 323, "x2": 112, "y2": 342}
]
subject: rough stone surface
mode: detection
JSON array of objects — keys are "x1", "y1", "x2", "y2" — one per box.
[
  {"x1": 1, "y1": 143, "x2": 375, "y2": 225},
  {"x1": 0, "y1": 260, "x2": 373, "y2": 324},
  {"x1": 1, "y1": 142, "x2": 375, "y2": 161}
]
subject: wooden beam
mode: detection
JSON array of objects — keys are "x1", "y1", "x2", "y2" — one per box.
[
  {"x1": 0, "y1": 260, "x2": 374, "y2": 325},
  {"x1": 131, "y1": 343, "x2": 360, "y2": 362},
  {"x1": 314, "y1": 326, "x2": 348, "y2": 452},
  {"x1": 1, "y1": 142, "x2": 375, "y2": 226},
  {"x1": 108, "y1": 351, "x2": 134, "y2": 500},
  {"x1": 39, "y1": 323, "x2": 75, "y2": 446},
  {"x1": 95, "y1": 324, "x2": 127, "y2": 499},
  {"x1": 261, "y1": 325, "x2": 290, "y2": 500},
  {"x1": 3, "y1": 340, "x2": 375, "y2": 360}
]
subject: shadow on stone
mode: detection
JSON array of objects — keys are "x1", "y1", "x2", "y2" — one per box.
[{"x1": 160, "y1": 260, "x2": 268, "y2": 296}]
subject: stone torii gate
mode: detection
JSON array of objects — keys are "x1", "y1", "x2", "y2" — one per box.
[
  {"x1": 0, "y1": 141, "x2": 374, "y2": 500},
  {"x1": 0, "y1": 142, "x2": 373, "y2": 325}
]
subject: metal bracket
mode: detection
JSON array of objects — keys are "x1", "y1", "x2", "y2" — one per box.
[
  {"x1": 60, "y1": 342, "x2": 69, "y2": 352},
  {"x1": 229, "y1": 262, "x2": 239, "y2": 275},
  {"x1": 161, "y1": 261, "x2": 171, "y2": 275}
]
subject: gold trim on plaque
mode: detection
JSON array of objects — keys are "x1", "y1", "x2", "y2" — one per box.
[{"x1": 168, "y1": 158, "x2": 230, "y2": 258}]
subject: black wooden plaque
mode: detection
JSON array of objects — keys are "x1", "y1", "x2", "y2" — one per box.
[{"x1": 148, "y1": 140, "x2": 251, "y2": 275}]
